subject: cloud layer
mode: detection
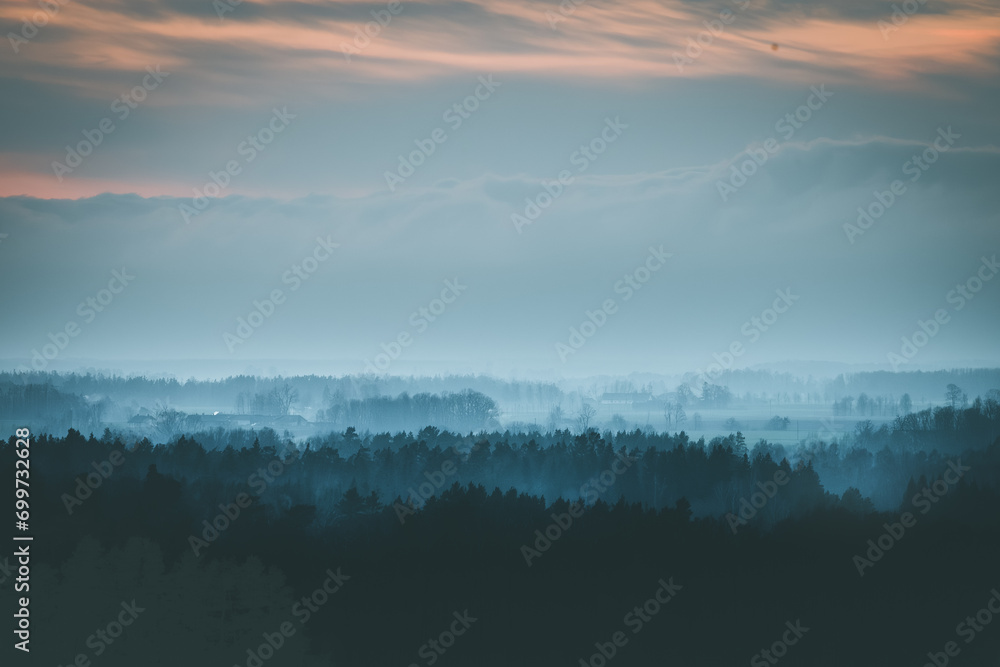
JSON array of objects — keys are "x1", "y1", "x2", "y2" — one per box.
[{"x1": 2, "y1": 134, "x2": 998, "y2": 375}]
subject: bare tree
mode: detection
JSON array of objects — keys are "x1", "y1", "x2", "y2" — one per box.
[
  {"x1": 984, "y1": 390, "x2": 1000, "y2": 443},
  {"x1": 945, "y1": 384, "x2": 963, "y2": 409},
  {"x1": 234, "y1": 391, "x2": 250, "y2": 415},
  {"x1": 273, "y1": 384, "x2": 299, "y2": 416},
  {"x1": 675, "y1": 384, "x2": 694, "y2": 407},
  {"x1": 155, "y1": 406, "x2": 186, "y2": 439},
  {"x1": 576, "y1": 403, "x2": 597, "y2": 432},
  {"x1": 673, "y1": 404, "x2": 686, "y2": 427},
  {"x1": 609, "y1": 414, "x2": 628, "y2": 432},
  {"x1": 87, "y1": 397, "x2": 112, "y2": 426},
  {"x1": 547, "y1": 404, "x2": 565, "y2": 432}
]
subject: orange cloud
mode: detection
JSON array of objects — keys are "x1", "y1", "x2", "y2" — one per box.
[
  {"x1": 2, "y1": 0, "x2": 999, "y2": 199},
  {"x1": 1, "y1": 0, "x2": 998, "y2": 99}
]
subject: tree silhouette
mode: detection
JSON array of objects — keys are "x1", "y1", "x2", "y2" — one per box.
[{"x1": 576, "y1": 403, "x2": 597, "y2": 432}]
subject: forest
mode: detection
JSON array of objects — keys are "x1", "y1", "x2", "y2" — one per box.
[
  {"x1": 2, "y1": 384, "x2": 999, "y2": 665},
  {"x1": 4, "y1": 368, "x2": 999, "y2": 440}
]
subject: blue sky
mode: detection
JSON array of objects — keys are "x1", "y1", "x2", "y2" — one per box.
[{"x1": 1, "y1": 0, "x2": 998, "y2": 377}]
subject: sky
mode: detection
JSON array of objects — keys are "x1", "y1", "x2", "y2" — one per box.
[{"x1": 0, "y1": 0, "x2": 999, "y2": 378}]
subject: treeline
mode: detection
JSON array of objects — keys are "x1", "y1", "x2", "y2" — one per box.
[
  {"x1": 827, "y1": 368, "x2": 1000, "y2": 404},
  {"x1": 6, "y1": 369, "x2": 999, "y2": 421},
  {"x1": 0, "y1": 382, "x2": 84, "y2": 420},
  {"x1": 683, "y1": 367, "x2": 1000, "y2": 404},
  {"x1": 317, "y1": 389, "x2": 502, "y2": 433},
  {"x1": 0, "y1": 371, "x2": 564, "y2": 416},
  {"x1": 21, "y1": 400, "x2": 1000, "y2": 535},
  {"x1": 0, "y1": 383, "x2": 100, "y2": 432},
  {"x1": 0, "y1": 379, "x2": 504, "y2": 436},
  {"x1": 841, "y1": 397, "x2": 1000, "y2": 452},
  {"x1": 3, "y1": 431, "x2": 1000, "y2": 666},
  {"x1": 680, "y1": 369, "x2": 825, "y2": 403},
  {"x1": 5, "y1": 385, "x2": 999, "y2": 514}
]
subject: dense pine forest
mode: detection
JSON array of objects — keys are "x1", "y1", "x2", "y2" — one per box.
[{"x1": 3, "y1": 389, "x2": 1000, "y2": 665}]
